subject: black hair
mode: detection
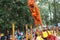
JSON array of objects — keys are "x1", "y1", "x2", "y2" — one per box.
[{"x1": 35, "y1": 34, "x2": 38, "y2": 37}]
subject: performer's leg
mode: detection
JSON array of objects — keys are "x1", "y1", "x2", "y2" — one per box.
[
  {"x1": 35, "y1": 19, "x2": 38, "y2": 26},
  {"x1": 32, "y1": 13, "x2": 39, "y2": 26}
]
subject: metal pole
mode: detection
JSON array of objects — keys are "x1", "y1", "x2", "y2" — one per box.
[
  {"x1": 26, "y1": 24, "x2": 28, "y2": 40},
  {"x1": 12, "y1": 22, "x2": 15, "y2": 40},
  {"x1": 30, "y1": 25, "x2": 32, "y2": 40}
]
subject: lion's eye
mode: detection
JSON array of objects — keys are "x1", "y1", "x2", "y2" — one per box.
[{"x1": 29, "y1": 4, "x2": 34, "y2": 8}]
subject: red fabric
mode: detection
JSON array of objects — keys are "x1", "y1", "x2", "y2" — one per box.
[
  {"x1": 34, "y1": 36, "x2": 36, "y2": 40},
  {"x1": 47, "y1": 35, "x2": 56, "y2": 40}
]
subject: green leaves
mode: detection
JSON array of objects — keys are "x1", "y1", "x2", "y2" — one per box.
[
  {"x1": 0, "y1": 0, "x2": 34, "y2": 32},
  {"x1": 0, "y1": 0, "x2": 60, "y2": 32},
  {"x1": 38, "y1": 0, "x2": 60, "y2": 25}
]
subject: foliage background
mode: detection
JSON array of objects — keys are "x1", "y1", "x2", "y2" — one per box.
[{"x1": 0, "y1": 0, "x2": 60, "y2": 33}]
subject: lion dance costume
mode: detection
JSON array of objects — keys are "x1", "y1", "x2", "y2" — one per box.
[{"x1": 28, "y1": 0, "x2": 42, "y2": 26}]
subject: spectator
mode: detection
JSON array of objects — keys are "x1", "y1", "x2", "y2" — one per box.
[
  {"x1": 42, "y1": 30, "x2": 48, "y2": 40},
  {"x1": 16, "y1": 28, "x2": 22, "y2": 40},
  {"x1": 34, "y1": 34, "x2": 38, "y2": 40},
  {"x1": 5, "y1": 28, "x2": 10, "y2": 40},
  {"x1": 36, "y1": 31, "x2": 44, "y2": 40}
]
